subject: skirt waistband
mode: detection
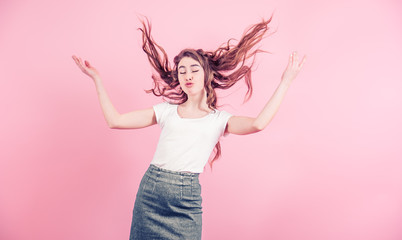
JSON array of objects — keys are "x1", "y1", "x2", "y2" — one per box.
[{"x1": 146, "y1": 164, "x2": 200, "y2": 185}]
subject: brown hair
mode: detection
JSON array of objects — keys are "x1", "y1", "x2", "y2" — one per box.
[{"x1": 139, "y1": 16, "x2": 273, "y2": 168}]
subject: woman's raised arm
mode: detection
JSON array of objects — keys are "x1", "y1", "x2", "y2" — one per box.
[
  {"x1": 72, "y1": 55, "x2": 156, "y2": 129},
  {"x1": 226, "y1": 51, "x2": 306, "y2": 135}
]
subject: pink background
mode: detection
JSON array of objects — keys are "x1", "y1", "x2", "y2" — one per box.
[{"x1": 1, "y1": 0, "x2": 402, "y2": 239}]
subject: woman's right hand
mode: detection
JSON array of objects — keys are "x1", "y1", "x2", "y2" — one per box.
[{"x1": 72, "y1": 55, "x2": 100, "y2": 80}]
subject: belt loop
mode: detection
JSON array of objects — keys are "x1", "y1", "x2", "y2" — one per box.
[
  {"x1": 152, "y1": 169, "x2": 160, "y2": 193},
  {"x1": 191, "y1": 175, "x2": 193, "y2": 197},
  {"x1": 180, "y1": 175, "x2": 183, "y2": 199}
]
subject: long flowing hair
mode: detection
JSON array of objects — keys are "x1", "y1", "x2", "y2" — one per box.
[{"x1": 139, "y1": 17, "x2": 272, "y2": 168}]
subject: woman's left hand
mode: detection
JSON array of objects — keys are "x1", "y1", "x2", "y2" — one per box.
[{"x1": 281, "y1": 51, "x2": 306, "y2": 84}]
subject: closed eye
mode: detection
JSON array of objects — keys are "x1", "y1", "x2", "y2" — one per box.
[{"x1": 179, "y1": 70, "x2": 198, "y2": 74}]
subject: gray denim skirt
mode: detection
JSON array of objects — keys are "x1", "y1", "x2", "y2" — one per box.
[{"x1": 129, "y1": 164, "x2": 202, "y2": 240}]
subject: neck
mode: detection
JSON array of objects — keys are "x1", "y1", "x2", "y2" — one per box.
[{"x1": 184, "y1": 90, "x2": 209, "y2": 109}]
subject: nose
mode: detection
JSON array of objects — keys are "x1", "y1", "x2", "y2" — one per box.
[{"x1": 185, "y1": 72, "x2": 193, "y2": 81}]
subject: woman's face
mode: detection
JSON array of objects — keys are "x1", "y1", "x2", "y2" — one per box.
[{"x1": 177, "y1": 57, "x2": 205, "y2": 97}]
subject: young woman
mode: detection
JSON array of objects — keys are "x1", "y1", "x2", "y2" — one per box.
[{"x1": 72, "y1": 17, "x2": 305, "y2": 240}]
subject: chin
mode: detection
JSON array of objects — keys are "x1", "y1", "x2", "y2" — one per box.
[{"x1": 187, "y1": 89, "x2": 206, "y2": 97}]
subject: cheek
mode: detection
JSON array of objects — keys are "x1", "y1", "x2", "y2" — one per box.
[
  {"x1": 200, "y1": 74, "x2": 206, "y2": 87},
  {"x1": 198, "y1": 73, "x2": 205, "y2": 82},
  {"x1": 177, "y1": 75, "x2": 185, "y2": 84}
]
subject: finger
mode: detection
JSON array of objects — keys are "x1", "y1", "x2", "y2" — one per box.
[
  {"x1": 73, "y1": 56, "x2": 82, "y2": 67},
  {"x1": 293, "y1": 52, "x2": 298, "y2": 67},
  {"x1": 75, "y1": 58, "x2": 83, "y2": 68},
  {"x1": 79, "y1": 58, "x2": 87, "y2": 68},
  {"x1": 75, "y1": 57, "x2": 86, "y2": 70},
  {"x1": 298, "y1": 55, "x2": 307, "y2": 69},
  {"x1": 286, "y1": 53, "x2": 292, "y2": 68}
]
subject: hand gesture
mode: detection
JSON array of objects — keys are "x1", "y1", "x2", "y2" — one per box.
[
  {"x1": 281, "y1": 51, "x2": 306, "y2": 84},
  {"x1": 72, "y1": 55, "x2": 100, "y2": 80}
]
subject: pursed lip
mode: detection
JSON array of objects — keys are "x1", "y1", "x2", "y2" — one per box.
[{"x1": 185, "y1": 82, "x2": 193, "y2": 87}]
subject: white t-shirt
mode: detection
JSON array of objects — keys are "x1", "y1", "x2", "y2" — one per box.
[{"x1": 150, "y1": 102, "x2": 232, "y2": 173}]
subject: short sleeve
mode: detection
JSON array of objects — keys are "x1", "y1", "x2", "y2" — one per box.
[
  {"x1": 218, "y1": 110, "x2": 233, "y2": 137},
  {"x1": 153, "y1": 102, "x2": 170, "y2": 126}
]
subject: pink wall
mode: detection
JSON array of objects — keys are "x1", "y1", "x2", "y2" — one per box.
[{"x1": 1, "y1": 0, "x2": 402, "y2": 239}]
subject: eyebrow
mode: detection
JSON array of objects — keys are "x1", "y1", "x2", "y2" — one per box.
[{"x1": 178, "y1": 64, "x2": 201, "y2": 69}]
